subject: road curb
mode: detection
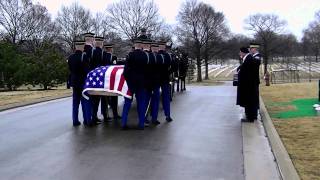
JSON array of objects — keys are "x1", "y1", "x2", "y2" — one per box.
[
  {"x1": 259, "y1": 96, "x2": 300, "y2": 180},
  {"x1": 0, "y1": 93, "x2": 71, "y2": 112}
]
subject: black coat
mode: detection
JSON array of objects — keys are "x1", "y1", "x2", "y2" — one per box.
[
  {"x1": 123, "y1": 49, "x2": 149, "y2": 93},
  {"x1": 179, "y1": 55, "x2": 189, "y2": 78},
  {"x1": 236, "y1": 54, "x2": 259, "y2": 108},
  {"x1": 158, "y1": 50, "x2": 171, "y2": 85},
  {"x1": 145, "y1": 51, "x2": 161, "y2": 90},
  {"x1": 91, "y1": 47, "x2": 103, "y2": 70},
  {"x1": 67, "y1": 50, "x2": 90, "y2": 89},
  {"x1": 101, "y1": 52, "x2": 112, "y2": 66}
]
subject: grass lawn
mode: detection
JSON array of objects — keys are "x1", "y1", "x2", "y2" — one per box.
[
  {"x1": 260, "y1": 82, "x2": 320, "y2": 180},
  {"x1": 0, "y1": 86, "x2": 71, "y2": 109}
]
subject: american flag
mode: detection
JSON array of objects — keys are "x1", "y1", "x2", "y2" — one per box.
[{"x1": 82, "y1": 65, "x2": 132, "y2": 99}]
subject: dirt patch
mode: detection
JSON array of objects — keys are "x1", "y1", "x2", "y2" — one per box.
[
  {"x1": 0, "y1": 89, "x2": 71, "y2": 108},
  {"x1": 273, "y1": 118, "x2": 320, "y2": 180}
]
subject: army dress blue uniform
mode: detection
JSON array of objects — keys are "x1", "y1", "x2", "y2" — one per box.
[
  {"x1": 91, "y1": 45, "x2": 104, "y2": 122},
  {"x1": 145, "y1": 49, "x2": 162, "y2": 125},
  {"x1": 158, "y1": 49, "x2": 173, "y2": 122},
  {"x1": 251, "y1": 51, "x2": 261, "y2": 120},
  {"x1": 68, "y1": 47, "x2": 92, "y2": 126},
  {"x1": 122, "y1": 48, "x2": 149, "y2": 129},
  {"x1": 101, "y1": 50, "x2": 122, "y2": 121}
]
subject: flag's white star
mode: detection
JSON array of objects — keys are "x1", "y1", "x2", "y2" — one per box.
[
  {"x1": 93, "y1": 73, "x2": 96, "y2": 76},
  {"x1": 89, "y1": 77, "x2": 93, "y2": 81},
  {"x1": 96, "y1": 77, "x2": 100, "y2": 81},
  {"x1": 93, "y1": 82, "x2": 96, "y2": 85},
  {"x1": 86, "y1": 82, "x2": 89, "y2": 85},
  {"x1": 99, "y1": 81, "x2": 103, "y2": 85},
  {"x1": 100, "y1": 72, "x2": 103, "y2": 76},
  {"x1": 102, "y1": 67, "x2": 106, "y2": 70},
  {"x1": 97, "y1": 70, "x2": 101, "y2": 72}
]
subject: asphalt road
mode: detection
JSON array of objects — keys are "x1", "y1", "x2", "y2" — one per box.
[{"x1": 0, "y1": 84, "x2": 244, "y2": 180}]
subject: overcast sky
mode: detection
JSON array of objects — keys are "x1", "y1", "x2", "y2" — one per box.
[{"x1": 34, "y1": 0, "x2": 320, "y2": 40}]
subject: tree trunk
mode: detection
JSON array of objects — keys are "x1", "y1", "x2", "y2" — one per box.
[
  {"x1": 204, "y1": 58, "x2": 209, "y2": 80},
  {"x1": 196, "y1": 54, "x2": 202, "y2": 82},
  {"x1": 204, "y1": 48, "x2": 209, "y2": 80}
]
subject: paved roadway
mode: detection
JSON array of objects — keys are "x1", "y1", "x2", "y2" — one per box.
[{"x1": 0, "y1": 84, "x2": 244, "y2": 180}]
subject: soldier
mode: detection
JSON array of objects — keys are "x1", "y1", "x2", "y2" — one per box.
[
  {"x1": 158, "y1": 41, "x2": 173, "y2": 123},
  {"x1": 145, "y1": 41, "x2": 162, "y2": 125},
  {"x1": 83, "y1": 32, "x2": 95, "y2": 63},
  {"x1": 122, "y1": 38, "x2": 149, "y2": 130},
  {"x1": 103, "y1": 43, "x2": 121, "y2": 121},
  {"x1": 249, "y1": 42, "x2": 262, "y2": 121},
  {"x1": 67, "y1": 39, "x2": 92, "y2": 126},
  {"x1": 237, "y1": 47, "x2": 258, "y2": 123},
  {"x1": 180, "y1": 52, "x2": 189, "y2": 91},
  {"x1": 165, "y1": 42, "x2": 179, "y2": 100},
  {"x1": 90, "y1": 36, "x2": 104, "y2": 124}
]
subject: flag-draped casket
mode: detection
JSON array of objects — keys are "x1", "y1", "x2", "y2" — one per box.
[{"x1": 82, "y1": 65, "x2": 132, "y2": 99}]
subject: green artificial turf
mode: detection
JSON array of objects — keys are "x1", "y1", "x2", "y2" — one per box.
[{"x1": 270, "y1": 98, "x2": 319, "y2": 119}]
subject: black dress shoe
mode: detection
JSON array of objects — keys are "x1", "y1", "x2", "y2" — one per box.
[
  {"x1": 145, "y1": 119, "x2": 150, "y2": 127},
  {"x1": 152, "y1": 120, "x2": 161, "y2": 125},
  {"x1": 241, "y1": 118, "x2": 254, "y2": 123},
  {"x1": 73, "y1": 121, "x2": 81, "y2": 127},
  {"x1": 166, "y1": 117, "x2": 173, "y2": 122},
  {"x1": 136, "y1": 126, "x2": 144, "y2": 130}
]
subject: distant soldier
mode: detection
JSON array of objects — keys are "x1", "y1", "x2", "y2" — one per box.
[
  {"x1": 249, "y1": 42, "x2": 262, "y2": 121},
  {"x1": 90, "y1": 36, "x2": 104, "y2": 124},
  {"x1": 237, "y1": 47, "x2": 259, "y2": 122},
  {"x1": 158, "y1": 41, "x2": 173, "y2": 122},
  {"x1": 67, "y1": 39, "x2": 92, "y2": 126},
  {"x1": 178, "y1": 52, "x2": 189, "y2": 91}
]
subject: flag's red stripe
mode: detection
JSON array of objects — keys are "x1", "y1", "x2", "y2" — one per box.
[
  {"x1": 117, "y1": 75, "x2": 125, "y2": 92},
  {"x1": 109, "y1": 67, "x2": 121, "y2": 90}
]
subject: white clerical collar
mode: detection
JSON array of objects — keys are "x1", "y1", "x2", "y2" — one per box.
[{"x1": 243, "y1": 53, "x2": 249, "y2": 62}]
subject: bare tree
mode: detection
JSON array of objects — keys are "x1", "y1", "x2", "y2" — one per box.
[
  {"x1": 153, "y1": 23, "x2": 173, "y2": 42},
  {"x1": 106, "y1": 0, "x2": 163, "y2": 41},
  {"x1": 302, "y1": 10, "x2": 320, "y2": 62},
  {"x1": 200, "y1": 4, "x2": 229, "y2": 79},
  {"x1": 245, "y1": 14, "x2": 287, "y2": 74},
  {"x1": 55, "y1": 2, "x2": 93, "y2": 51},
  {"x1": 0, "y1": 0, "x2": 51, "y2": 44},
  {"x1": 177, "y1": 0, "x2": 228, "y2": 81},
  {"x1": 177, "y1": 0, "x2": 206, "y2": 82}
]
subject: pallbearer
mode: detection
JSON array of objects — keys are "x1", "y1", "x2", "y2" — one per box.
[
  {"x1": 91, "y1": 36, "x2": 104, "y2": 123},
  {"x1": 158, "y1": 41, "x2": 173, "y2": 122},
  {"x1": 103, "y1": 43, "x2": 122, "y2": 121},
  {"x1": 122, "y1": 38, "x2": 148, "y2": 130},
  {"x1": 83, "y1": 32, "x2": 95, "y2": 63},
  {"x1": 67, "y1": 39, "x2": 92, "y2": 126},
  {"x1": 145, "y1": 41, "x2": 162, "y2": 125}
]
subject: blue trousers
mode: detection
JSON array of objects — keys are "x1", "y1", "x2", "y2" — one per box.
[
  {"x1": 72, "y1": 88, "x2": 92, "y2": 125},
  {"x1": 121, "y1": 89, "x2": 147, "y2": 128},
  {"x1": 121, "y1": 97, "x2": 132, "y2": 127},
  {"x1": 145, "y1": 86, "x2": 160, "y2": 121},
  {"x1": 161, "y1": 83, "x2": 171, "y2": 118}
]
